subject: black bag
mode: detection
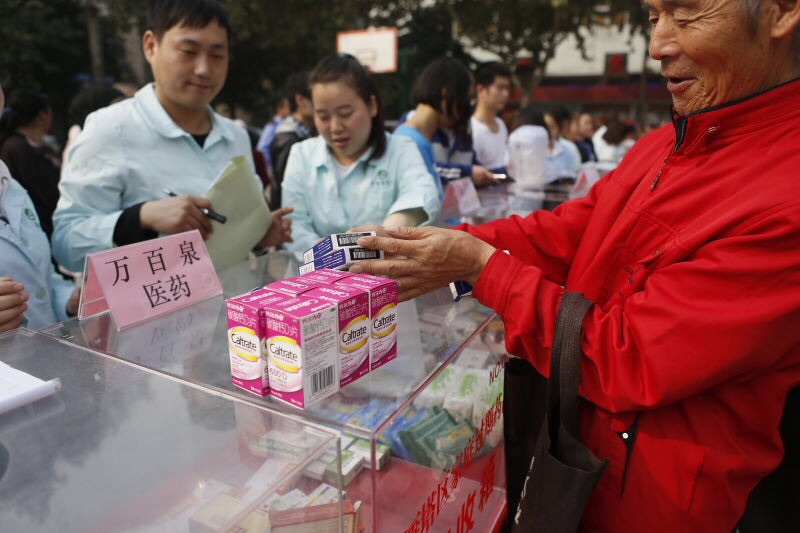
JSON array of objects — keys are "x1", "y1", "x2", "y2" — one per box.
[{"x1": 504, "y1": 291, "x2": 608, "y2": 532}]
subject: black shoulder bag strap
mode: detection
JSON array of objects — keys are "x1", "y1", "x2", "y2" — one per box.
[{"x1": 508, "y1": 291, "x2": 608, "y2": 533}]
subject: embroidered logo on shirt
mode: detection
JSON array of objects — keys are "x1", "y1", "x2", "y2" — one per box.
[
  {"x1": 372, "y1": 170, "x2": 391, "y2": 187},
  {"x1": 24, "y1": 208, "x2": 38, "y2": 224}
]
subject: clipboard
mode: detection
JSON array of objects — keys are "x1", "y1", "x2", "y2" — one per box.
[{"x1": 203, "y1": 156, "x2": 273, "y2": 271}]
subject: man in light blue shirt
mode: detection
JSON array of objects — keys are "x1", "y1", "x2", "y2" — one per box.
[
  {"x1": 53, "y1": 0, "x2": 291, "y2": 273},
  {"x1": 282, "y1": 133, "x2": 441, "y2": 254}
]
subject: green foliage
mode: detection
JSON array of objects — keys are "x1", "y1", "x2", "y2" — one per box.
[{"x1": 0, "y1": 0, "x2": 89, "y2": 105}]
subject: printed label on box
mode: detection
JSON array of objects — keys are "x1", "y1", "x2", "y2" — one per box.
[
  {"x1": 298, "y1": 247, "x2": 384, "y2": 275},
  {"x1": 266, "y1": 297, "x2": 339, "y2": 408},
  {"x1": 337, "y1": 275, "x2": 399, "y2": 371},
  {"x1": 303, "y1": 231, "x2": 377, "y2": 263},
  {"x1": 298, "y1": 268, "x2": 354, "y2": 284},
  {"x1": 305, "y1": 285, "x2": 370, "y2": 387},
  {"x1": 226, "y1": 289, "x2": 288, "y2": 396}
]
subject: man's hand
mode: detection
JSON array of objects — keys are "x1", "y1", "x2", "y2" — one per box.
[
  {"x1": 348, "y1": 226, "x2": 496, "y2": 301},
  {"x1": 140, "y1": 195, "x2": 215, "y2": 239},
  {"x1": 0, "y1": 278, "x2": 28, "y2": 332},
  {"x1": 472, "y1": 165, "x2": 500, "y2": 187},
  {"x1": 260, "y1": 207, "x2": 294, "y2": 247},
  {"x1": 348, "y1": 225, "x2": 398, "y2": 241}
]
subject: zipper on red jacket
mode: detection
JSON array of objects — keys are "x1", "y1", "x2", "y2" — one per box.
[
  {"x1": 617, "y1": 413, "x2": 640, "y2": 495},
  {"x1": 651, "y1": 118, "x2": 719, "y2": 191},
  {"x1": 651, "y1": 115, "x2": 688, "y2": 191}
]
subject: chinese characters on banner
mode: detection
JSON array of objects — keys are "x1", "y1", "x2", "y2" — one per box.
[
  {"x1": 404, "y1": 394, "x2": 505, "y2": 533},
  {"x1": 79, "y1": 230, "x2": 223, "y2": 329}
]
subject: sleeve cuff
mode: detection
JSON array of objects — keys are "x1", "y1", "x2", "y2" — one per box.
[
  {"x1": 113, "y1": 203, "x2": 158, "y2": 246},
  {"x1": 472, "y1": 250, "x2": 523, "y2": 316}
]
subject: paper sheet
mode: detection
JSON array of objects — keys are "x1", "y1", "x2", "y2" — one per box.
[
  {"x1": 0, "y1": 361, "x2": 61, "y2": 415},
  {"x1": 204, "y1": 156, "x2": 273, "y2": 271}
]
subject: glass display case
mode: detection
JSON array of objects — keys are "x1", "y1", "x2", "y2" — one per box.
[
  {"x1": 0, "y1": 329, "x2": 342, "y2": 533},
  {"x1": 42, "y1": 251, "x2": 509, "y2": 532}
]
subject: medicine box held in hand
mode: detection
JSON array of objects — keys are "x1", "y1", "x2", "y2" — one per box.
[
  {"x1": 303, "y1": 231, "x2": 377, "y2": 263},
  {"x1": 298, "y1": 247, "x2": 384, "y2": 275}
]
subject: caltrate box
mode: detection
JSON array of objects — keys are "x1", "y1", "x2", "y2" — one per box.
[
  {"x1": 265, "y1": 297, "x2": 340, "y2": 408},
  {"x1": 298, "y1": 268, "x2": 354, "y2": 285},
  {"x1": 337, "y1": 274, "x2": 399, "y2": 371},
  {"x1": 226, "y1": 289, "x2": 289, "y2": 396},
  {"x1": 305, "y1": 285, "x2": 371, "y2": 387},
  {"x1": 265, "y1": 277, "x2": 321, "y2": 298}
]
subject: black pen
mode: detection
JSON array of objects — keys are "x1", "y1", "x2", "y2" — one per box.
[{"x1": 162, "y1": 188, "x2": 227, "y2": 224}]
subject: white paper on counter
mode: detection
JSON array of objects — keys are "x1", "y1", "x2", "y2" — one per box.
[
  {"x1": 0, "y1": 361, "x2": 61, "y2": 415},
  {"x1": 204, "y1": 155, "x2": 272, "y2": 271}
]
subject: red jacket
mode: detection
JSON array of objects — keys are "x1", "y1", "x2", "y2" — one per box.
[{"x1": 465, "y1": 79, "x2": 800, "y2": 532}]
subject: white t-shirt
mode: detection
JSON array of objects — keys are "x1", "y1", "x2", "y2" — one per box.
[
  {"x1": 331, "y1": 157, "x2": 357, "y2": 180},
  {"x1": 470, "y1": 116, "x2": 510, "y2": 168}
]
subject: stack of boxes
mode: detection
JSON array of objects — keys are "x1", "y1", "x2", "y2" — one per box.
[{"x1": 225, "y1": 233, "x2": 398, "y2": 409}]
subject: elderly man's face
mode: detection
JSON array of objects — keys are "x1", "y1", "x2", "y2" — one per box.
[{"x1": 647, "y1": 0, "x2": 776, "y2": 115}]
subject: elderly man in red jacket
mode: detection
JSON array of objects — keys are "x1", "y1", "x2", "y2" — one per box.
[{"x1": 350, "y1": 0, "x2": 800, "y2": 531}]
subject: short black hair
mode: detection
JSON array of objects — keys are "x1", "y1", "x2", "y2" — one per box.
[
  {"x1": 285, "y1": 71, "x2": 311, "y2": 113},
  {"x1": 147, "y1": 0, "x2": 232, "y2": 41},
  {"x1": 474, "y1": 61, "x2": 512, "y2": 88},
  {"x1": 548, "y1": 105, "x2": 572, "y2": 128},
  {"x1": 0, "y1": 88, "x2": 50, "y2": 142},
  {"x1": 513, "y1": 105, "x2": 548, "y2": 135},
  {"x1": 68, "y1": 82, "x2": 124, "y2": 128},
  {"x1": 410, "y1": 57, "x2": 473, "y2": 145},
  {"x1": 310, "y1": 54, "x2": 386, "y2": 162}
]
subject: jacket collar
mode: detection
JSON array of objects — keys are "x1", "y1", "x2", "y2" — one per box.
[
  {"x1": 0, "y1": 164, "x2": 30, "y2": 228},
  {"x1": 133, "y1": 83, "x2": 232, "y2": 147},
  {"x1": 671, "y1": 77, "x2": 800, "y2": 151},
  {"x1": 309, "y1": 133, "x2": 391, "y2": 175}
]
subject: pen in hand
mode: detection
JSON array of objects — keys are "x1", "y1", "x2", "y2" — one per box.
[{"x1": 162, "y1": 189, "x2": 227, "y2": 224}]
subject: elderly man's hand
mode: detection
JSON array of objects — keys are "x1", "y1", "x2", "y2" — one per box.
[
  {"x1": 347, "y1": 225, "x2": 400, "y2": 244},
  {"x1": 348, "y1": 226, "x2": 496, "y2": 301},
  {"x1": 260, "y1": 207, "x2": 294, "y2": 247},
  {"x1": 0, "y1": 278, "x2": 28, "y2": 332}
]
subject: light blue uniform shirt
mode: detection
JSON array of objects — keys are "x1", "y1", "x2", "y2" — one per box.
[
  {"x1": 546, "y1": 138, "x2": 582, "y2": 183},
  {"x1": 281, "y1": 133, "x2": 441, "y2": 254},
  {"x1": 53, "y1": 83, "x2": 257, "y2": 272},
  {"x1": 0, "y1": 162, "x2": 74, "y2": 329}
]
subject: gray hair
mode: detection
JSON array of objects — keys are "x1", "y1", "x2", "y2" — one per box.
[
  {"x1": 735, "y1": 0, "x2": 761, "y2": 34},
  {"x1": 736, "y1": 0, "x2": 800, "y2": 60}
]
